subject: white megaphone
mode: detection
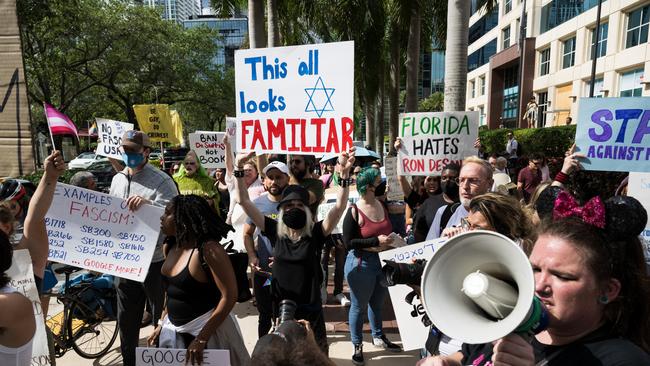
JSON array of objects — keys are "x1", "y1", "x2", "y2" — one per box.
[{"x1": 420, "y1": 231, "x2": 547, "y2": 344}]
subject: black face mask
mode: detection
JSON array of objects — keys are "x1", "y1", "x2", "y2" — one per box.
[
  {"x1": 441, "y1": 180, "x2": 460, "y2": 201},
  {"x1": 374, "y1": 181, "x2": 386, "y2": 197},
  {"x1": 282, "y1": 208, "x2": 307, "y2": 230}
]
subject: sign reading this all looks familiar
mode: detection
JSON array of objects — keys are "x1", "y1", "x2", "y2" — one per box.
[
  {"x1": 397, "y1": 112, "x2": 479, "y2": 175},
  {"x1": 45, "y1": 183, "x2": 163, "y2": 282},
  {"x1": 575, "y1": 97, "x2": 650, "y2": 172},
  {"x1": 235, "y1": 41, "x2": 354, "y2": 154}
]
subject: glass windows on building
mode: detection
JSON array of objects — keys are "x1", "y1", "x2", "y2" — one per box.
[
  {"x1": 502, "y1": 66, "x2": 519, "y2": 121},
  {"x1": 540, "y1": 0, "x2": 600, "y2": 34},
  {"x1": 431, "y1": 47, "x2": 445, "y2": 93},
  {"x1": 479, "y1": 106, "x2": 486, "y2": 126},
  {"x1": 468, "y1": 39, "x2": 497, "y2": 72},
  {"x1": 470, "y1": 80, "x2": 476, "y2": 99},
  {"x1": 584, "y1": 78, "x2": 604, "y2": 97},
  {"x1": 619, "y1": 68, "x2": 644, "y2": 97},
  {"x1": 183, "y1": 18, "x2": 248, "y2": 66},
  {"x1": 590, "y1": 23, "x2": 608, "y2": 59},
  {"x1": 479, "y1": 76, "x2": 486, "y2": 96},
  {"x1": 562, "y1": 37, "x2": 576, "y2": 69},
  {"x1": 537, "y1": 91, "x2": 549, "y2": 127},
  {"x1": 503, "y1": 26, "x2": 511, "y2": 49},
  {"x1": 469, "y1": 10, "x2": 499, "y2": 46},
  {"x1": 626, "y1": 5, "x2": 650, "y2": 49},
  {"x1": 504, "y1": 0, "x2": 512, "y2": 14},
  {"x1": 539, "y1": 48, "x2": 551, "y2": 76}
]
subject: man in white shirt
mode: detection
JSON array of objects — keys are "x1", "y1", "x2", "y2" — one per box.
[{"x1": 425, "y1": 157, "x2": 493, "y2": 240}]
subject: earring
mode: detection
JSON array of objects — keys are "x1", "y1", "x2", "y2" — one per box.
[{"x1": 598, "y1": 295, "x2": 609, "y2": 304}]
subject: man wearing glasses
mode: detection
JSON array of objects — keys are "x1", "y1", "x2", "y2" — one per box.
[
  {"x1": 425, "y1": 157, "x2": 493, "y2": 240},
  {"x1": 517, "y1": 152, "x2": 543, "y2": 204}
]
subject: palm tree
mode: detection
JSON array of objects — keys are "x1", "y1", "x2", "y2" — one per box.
[
  {"x1": 211, "y1": 0, "x2": 266, "y2": 48},
  {"x1": 267, "y1": 0, "x2": 279, "y2": 46}
]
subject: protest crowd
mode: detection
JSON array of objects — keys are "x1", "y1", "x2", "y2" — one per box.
[{"x1": 1, "y1": 35, "x2": 650, "y2": 366}]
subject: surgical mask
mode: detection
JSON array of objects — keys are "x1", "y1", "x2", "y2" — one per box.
[
  {"x1": 122, "y1": 152, "x2": 144, "y2": 168},
  {"x1": 282, "y1": 208, "x2": 306, "y2": 230},
  {"x1": 374, "y1": 181, "x2": 386, "y2": 197},
  {"x1": 441, "y1": 180, "x2": 459, "y2": 201}
]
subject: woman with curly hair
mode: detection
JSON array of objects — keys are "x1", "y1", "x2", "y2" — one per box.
[{"x1": 148, "y1": 195, "x2": 249, "y2": 365}]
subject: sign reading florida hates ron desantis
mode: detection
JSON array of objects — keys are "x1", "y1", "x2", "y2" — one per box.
[
  {"x1": 397, "y1": 112, "x2": 479, "y2": 175},
  {"x1": 235, "y1": 41, "x2": 354, "y2": 154},
  {"x1": 575, "y1": 97, "x2": 650, "y2": 172},
  {"x1": 45, "y1": 183, "x2": 163, "y2": 282}
]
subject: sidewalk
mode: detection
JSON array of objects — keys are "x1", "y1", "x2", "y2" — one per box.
[{"x1": 55, "y1": 267, "x2": 419, "y2": 365}]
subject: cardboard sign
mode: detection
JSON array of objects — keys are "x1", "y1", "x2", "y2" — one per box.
[
  {"x1": 96, "y1": 118, "x2": 134, "y2": 159},
  {"x1": 575, "y1": 97, "x2": 650, "y2": 172},
  {"x1": 45, "y1": 183, "x2": 163, "y2": 282},
  {"x1": 189, "y1": 132, "x2": 226, "y2": 168},
  {"x1": 136, "y1": 348, "x2": 230, "y2": 366},
  {"x1": 385, "y1": 156, "x2": 404, "y2": 201},
  {"x1": 133, "y1": 104, "x2": 176, "y2": 143},
  {"x1": 6, "y1": 250, "x2": 51, "y2": 366},
  {"x1": 235, "y1": 41, "x2": 354, "y2": 154},
  {"x1": 0, "y1": 0, "x2": 35, "y2": 177},
  {"x1": 397, "y1": 112, "x2": 479, "y2": 175},
  {"x1": 226, "y1": 116, "x2": 237, "y2": 152},
  {"x1": 377, "y1": 238, "x2": 447, "y2": 351},
  {"x1": 628, "y1": 172, "x2": 650, "y2": 262}
]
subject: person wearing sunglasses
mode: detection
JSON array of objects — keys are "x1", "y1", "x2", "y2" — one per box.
[
  {"x1": 517, "y1": 152, "x2": 544, "y2": 204},
  {"x1": 173, "y1": 151, "x2": 220, "y2": 213}
]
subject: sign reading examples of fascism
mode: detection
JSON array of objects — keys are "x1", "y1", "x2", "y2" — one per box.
[{"x1": 235, "y1": 41, "x2": 354, "y2": 154}]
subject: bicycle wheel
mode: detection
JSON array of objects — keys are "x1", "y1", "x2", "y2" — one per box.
[{"x1": 66, "y1": 298, "x2": 119, "y2": 359}]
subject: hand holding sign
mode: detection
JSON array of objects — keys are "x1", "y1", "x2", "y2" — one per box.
[
  {"x1": 561, "y1": 144, "x2": 587, "y2": 176},
  {"x1": 45, "y1": 150, "x2": 66, "y2": 178}
]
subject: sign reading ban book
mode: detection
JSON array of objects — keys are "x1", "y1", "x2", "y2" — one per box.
[
  {"x1": 397, "y1": 112, "x2": 479, "y2": 176},
  {"x1": 46, "y1": 183, "x2": 163, "y2": 282},
  {"x1": 189, "y1": 131, "x2": 226, "y2": 169},
  {"x1": 575, "y1": 97, "x2": 650, "y2": 172},
  {"x1": 235, "y1": 41, "x2": 355, "y2": 154}
]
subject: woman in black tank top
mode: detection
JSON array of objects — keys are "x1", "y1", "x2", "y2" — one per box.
[{"x1": 148, "y1": 195, "x2": 250, "y2": 365}]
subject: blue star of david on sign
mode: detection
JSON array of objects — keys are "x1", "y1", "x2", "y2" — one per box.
[{"x1": 304, "y1": 77, "x2": 335, "y2": 117}]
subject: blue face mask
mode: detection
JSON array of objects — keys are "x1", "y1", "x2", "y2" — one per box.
[{"x1": 122, "y1": 152, "x2": 144, "y2": 168}]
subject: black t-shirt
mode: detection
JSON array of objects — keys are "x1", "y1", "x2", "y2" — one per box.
[
  {"x1": 262, "y1": 216, "x2": 326, "y2": 305},
  {"x1": 461, "y1": 327, "x2": 650, "y2": 366},
  {"x1": 413, "y1": 194, "x2": 447, "y2": 243},
  {"x1": 405, "y1": 190, "x2": 428, "y2": 210}
]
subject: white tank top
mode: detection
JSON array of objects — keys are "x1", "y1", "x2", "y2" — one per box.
[{"x1": 0, "y1": 286, "x2": 34, "y2": 366}]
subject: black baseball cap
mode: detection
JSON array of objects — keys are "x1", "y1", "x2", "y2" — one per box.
[{"x1": 277, "y1": 185, "x2": 309, "y2": 209}]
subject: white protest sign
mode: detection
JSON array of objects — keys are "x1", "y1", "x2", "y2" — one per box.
[
  {"x1": 6, "y1": 250, "x2": 51, "y2": 366},
  {"x1": 96, "y1": 118, "x2": 134, "y2": 159},
  {"x1": 397, "y1": 112, "x2": 479, "y2": 175},
  {"x1": 628, "y1": 172, "x2": 650, "y2": 261},
  {"x1": 385, "y1": 156, "x2": 404, "y2": 201},
  {"x1": 189, "y1": 132, "x2": 226, "y2": 168},
  {"x1": 235, "y1": 41, "x2": 354, "y2": 154},
  {"x1": 136, "y1": 348, "x2": 230, "y2": 366},
  {"x1": 378, "y1": 238, "x2": 447, "y2": 351},
  {"x1": 226, "y1": 116, "x2": 237, "y2": 151},
  {"x1": 317, "y1": 190, "x2": 359, "y2": 234},
  {"x1": 45, "y1": 183, "x2": 163, "y2": 282}
]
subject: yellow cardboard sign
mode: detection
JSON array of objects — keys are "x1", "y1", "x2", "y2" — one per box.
[
  {"x1": 170, "y1": 110, "x2": 183, "y2": 146},
  {"x1": 132, "y1": 104, "x2": 175, "y2": 143}
]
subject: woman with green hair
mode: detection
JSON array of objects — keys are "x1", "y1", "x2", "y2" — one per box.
[
  {"x1": 173, "y1": 151, "x2": 220, "y2": 213},
  {"x1": 342, "y1": 167, "x2": 402, "y2": 365}
]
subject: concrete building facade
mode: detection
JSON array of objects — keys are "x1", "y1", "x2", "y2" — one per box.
[{"x1": 466, "y1": 0, "x2": 650, "y2": 129}]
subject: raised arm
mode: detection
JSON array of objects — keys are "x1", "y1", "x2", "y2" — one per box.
[
  {"x1": 394, "y1": 138, "x2": 412, "y2": 196},
  {"x1": 223, "y1": 134, "x2": 234, "y2": 175},
  {"x1": 17, "y1": 151, "x2": 65, "y2": 278},
  {"x1": 234, "y1": 152, "x2": 266, "y2": 231},
  {"x1": 552, "y1": 144, "x2": 584, "y2": 188},
  {"x1": 322, "y1": 148, "x2": 355, "y2": 236}
]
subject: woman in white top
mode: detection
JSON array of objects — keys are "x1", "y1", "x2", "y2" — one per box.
[{"x1": 0, "y1": 229, "x2": 35, "y2": 366}]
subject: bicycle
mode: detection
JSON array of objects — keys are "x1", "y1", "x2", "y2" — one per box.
[{"x1": 45, "y1": 265, "x2": 119, "y2": 359}]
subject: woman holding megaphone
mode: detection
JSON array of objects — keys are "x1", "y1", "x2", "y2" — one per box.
[{"x1": 418, "y1": 193, "x2": 650, "y2": 366}]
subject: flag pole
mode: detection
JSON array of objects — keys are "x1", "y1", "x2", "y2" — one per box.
[{"x1": 44, "y1": 102, "x2": 57, "y2": 153}]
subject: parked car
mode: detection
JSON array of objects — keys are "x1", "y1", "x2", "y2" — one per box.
[
  {"x1": 86, "y1": 160, "x2": 121, "y2": 193},
  {"x1": 68, "y1": 152, "x2": 108, "y2": 170},
  {"x1": 160, "y1": 147, "x2": 189, "y2": 173}
]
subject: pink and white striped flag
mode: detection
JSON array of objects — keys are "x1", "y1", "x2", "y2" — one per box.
[{"x1": 44, "y1": 102, "x2": 78, "y2": 139}]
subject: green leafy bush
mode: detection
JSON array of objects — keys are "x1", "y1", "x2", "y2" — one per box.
[{"x1": 479, "y1": 125, "x2": 576, "y2": 158}]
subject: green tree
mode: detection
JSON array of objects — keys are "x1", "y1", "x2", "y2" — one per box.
[{"x1": 419, "y1": 91, "x2": 444, "y2": 112}]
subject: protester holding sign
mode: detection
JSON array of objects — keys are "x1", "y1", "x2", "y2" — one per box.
[
  {"x1": 109, "y1": 130, "x2": 179, "y2": 366},
  {"x1": 235, "y1": 148, "x2": 356, "y2": 355},
  {"x1": 173, "y1": 151, "x2": 219, "y2": 213},
  {"x1": 0, "y1": 231, "x2": 36, "y2": 366},
  {"x1": 342, "y1": 167, "x2": 403, "y2": 365},
  {"x1": 148, "y1": 195, "x2": 249, "y2": 366}
]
